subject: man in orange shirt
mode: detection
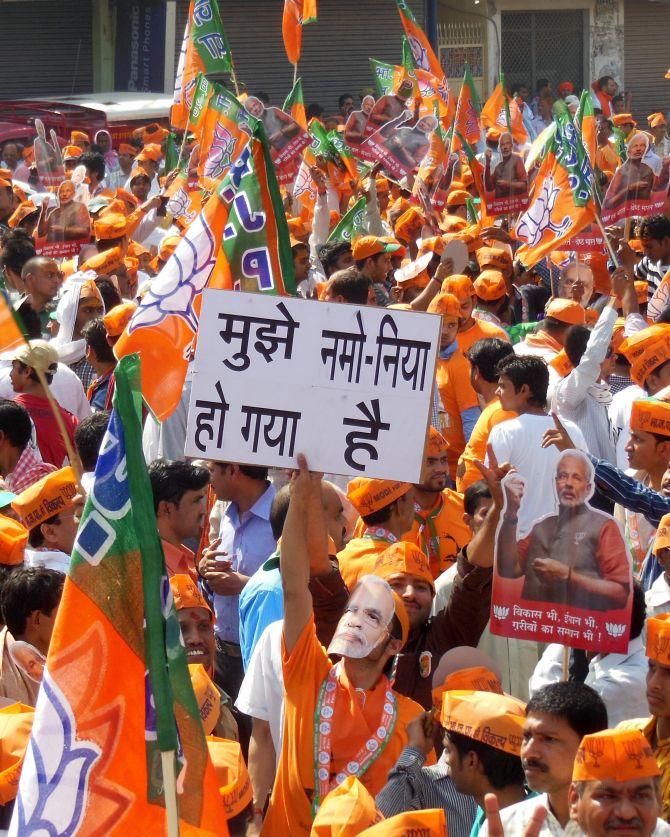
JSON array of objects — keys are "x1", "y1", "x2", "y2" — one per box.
[
  {"x1": 337, "y1": 477, "x2": 415, "y2": 591},
  {"x1": 406, "y1": 427, "x2": 471, "y2": 578},
  {"x1": 262, "y1": 456, "x2": 424, "y2": 835},
  {"x1": 457, "y1": 338, "x2": 516, "y2": 493},
  {"x1": 441, "y1": 274, "x2": 509, "y2": 354},
  {"x1": 429, "y1": 292, "x2": 481, "y2": 480},
  {"x1": 148, "y1": 459, "x2": 210, "y2": 581}
]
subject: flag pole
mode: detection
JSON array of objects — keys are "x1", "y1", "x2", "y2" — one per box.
[
  {"x1": 161, "y1": 750, "x2": 180, "y2": 837},
  {"x1": 593, "y1": 212, "x2": 620, "y2": 268},
  {"x1": 229, "y1": 58, "x2": 241, "y2": 98},
  {"x1": 293, "y1": 62, "x2": 298, "y2": 87}
]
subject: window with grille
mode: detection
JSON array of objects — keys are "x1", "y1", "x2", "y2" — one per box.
[{"x1": 501, "y1": 10, "x2": 586, "y2": 94}]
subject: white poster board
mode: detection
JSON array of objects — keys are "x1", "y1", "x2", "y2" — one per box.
[{"x1": 185, "y1": 291, "x2": 441, "y2": 481}]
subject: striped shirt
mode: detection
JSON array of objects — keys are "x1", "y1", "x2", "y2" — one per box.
[
  {"x1": 589, "y1": 454, "x2": 670, "y2": 527},
  {"x1": 635, "y1": 256, "x2": 670, "y2": 297},
  {"x1": 375, "y1": 747, "x2": 477, "y2": 837}
]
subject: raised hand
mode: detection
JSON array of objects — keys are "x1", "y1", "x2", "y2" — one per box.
[{"x1": 540, "y1": 411, "x2": 576, "y2": 452}]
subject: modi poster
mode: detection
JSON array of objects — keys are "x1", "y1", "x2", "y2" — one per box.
[
  {"x1": 490, "y1": 449, "x2": 632, "y2": 654},
  {"x1": 36, "y1": 178, "x2": 91, "y2": 259},
  {"x1": 601, "y1": 132, "x2": 670, "y2": 225},
  {"x1": 184, "y1": 291, "x2": 440, "y2": 480},
  {"x1": 364, "y1": 114, "x2": 438, "y2": 180},
  {"x1": 483, "y1": 133, "x2": 530, "y2": 216}
]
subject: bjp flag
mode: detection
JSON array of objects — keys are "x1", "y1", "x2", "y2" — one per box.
[
  {"x1": 284, "y1": 77, "x2": 307, "y2": 131},
  {"x1": 575, "y1": 89, "x2": 597, "y2": 169},
  {"x1": 10, "y1": 355, "x2": 227, "y2": 836},
  {"x1": 515, "y1": 111, "x2": 596, "y2": 267},
  {"x1": 172, "y1": 0, "x2": 233, "y2": 129},
  {"x1": 414, "y1": 67, "x2": 455, "y2": 125},
  {"x1": 481, "y1": 76, "x2": 528, "y2": 146},
  {"x1": 396, "y1": 0, "x2": 445, "y2": 83},
  {"x1": 116, "y1": 122, "x2": 295, "y2": 420},
  {"x1": 0, "y1": 291, "x2": 26, "y2": 354},
  {"x1": 282, "y1": 0, "x2": 317, "y2": 66},
  {"x1": 451, "y1": 64, "x2": 482, "y2": 152}
]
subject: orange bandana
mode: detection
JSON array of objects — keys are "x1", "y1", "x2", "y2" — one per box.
[
  {"x1": 549, "y1": 349, "x2": 574, "y2": 379},
  {"x1": 189, "y1": 664, "x2": 220, "y2": 735},
  {"x1": 573, "y1": 729, "x2": 660, "y2": 782},
  {"x1": 620, "y1": 325, "x2": 670, "y2": 387},
  {"x1": 373, "y1": 542, "x2": 435, "y2": 592}
]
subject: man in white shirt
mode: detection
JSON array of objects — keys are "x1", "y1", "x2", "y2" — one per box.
[
  {"x1": 479, "y1": 682, "x2": 608, "y2": 836},
  {"x1": 487, "y1": 354, "x2": 586, "y2": 537}
]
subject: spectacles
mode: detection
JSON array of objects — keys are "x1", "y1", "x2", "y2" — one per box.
[{"x1": 52, "y1": 513, "x2": 77, "y2": 525}]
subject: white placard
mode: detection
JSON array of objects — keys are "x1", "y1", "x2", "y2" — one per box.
[{"x1": 185, "y1": 290, "x2": 441, "y2": 481}]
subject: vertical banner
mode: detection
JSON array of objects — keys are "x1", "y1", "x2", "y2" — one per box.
[{"x1": 115, "y1": 0, "x2": 167, "y2": 93}]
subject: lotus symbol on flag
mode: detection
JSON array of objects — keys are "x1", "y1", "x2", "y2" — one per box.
[
  {"x1": 516, "y1": 174, "x2": 571, "y2": 247},
  {"x1": 166, "y1": 187, "x2": 196, "y2": 226},
  {"x1": 15, "y1": 670, "x2": 101, "y2": 834},
  {"x1": 408, "y1": 35, "x2": 428, "y2": 70},
  {"x1": 204, "y1": 122, "x2": 235, "y2": 180},
  {"x1": 493, "y1": 605, "x2": 509, "y2": 620},
  {"x1": 127, "y1": 212, "x2": 217, "y2": 335},
  {"x1": 605, "y1": 622, "x2": 626, "y2": 639}
]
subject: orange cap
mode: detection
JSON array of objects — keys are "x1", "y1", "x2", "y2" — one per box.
[
  {"x1": 286, "y1": 216, "x2": 311, "y2": 239},
  {"x1": 647, "y1": 613, "x2": 670, "y2": 666},
  {"x1": 129, "y1": 166, "x2": 151, "y2": 183},
  {"x1": 631, "y1": 398, "x2": 670, "y2": 438},
  {"x1": 127, "y1": 240, "x2": 150, "y2": 258},
  {"x1": 612, "y1": 113, "x2": 636, "y2": 128},
  {"x1": 648, "y1": 112, "x2": 667, "y2": 129},
  {"x1": 655, "y1": 513, "x2": 670, "y2": 555},
  {"x1": 114, "y1": 188, "x2": 139, "y2": 209},
  {"x1": 573, "y1": 729, "x2": 660, "y2": 782},
  {"x1": 206, "y1": 736, "x2": 253, "y2": 819},
  {"x1": 441, "y1": 275, "x2": 474, "y2": 302},
  {"x1": 62, "y1": 145, "x2": 83, "y2": 160},
  {"x1": 169, "y1": 573, "x2": 213, "y2": 621},
  {"x1": 418, "y1": 236, "x2": 445, "y2": 257},
  {"x1": 118, "y1": 143, "x2": 137, "y2": 156},
  {"x1": 144, "y1": 126, "x2": 169, "y2": 145},
  {"x1": 103, "y1": 301, "x2": 137, "y2": 337},
  {"x1": 545, "y1": 298, "x2": 586, "y2": 325},
  {"x1": 158, "y1": 234, "x2": 181, "y2": 262},
  {"x1": 427, "y1": 425, "x2": 448, "y2": 458},
  {"x1": 347, "y1": 477, "x2": 411, "y2": 517},
  {"x1": 486, "y1": 126, "x2": 502, "y2": 141},
  {"x1": 12, "y1": 467, "x2": 77, "y2": 530},
  {"x1": 612, "y1": 317, "x2": 626, "y2": 353},
  {"x1": 81, "y1": 246, "x2": 125, "y2": 276},
  {"x1": 124, "y1": 256, "x2": 139, "y2": 276},
  {"x1": 442, "y1": 666, "x2": 504, "y2": 695},
  {"x1": 427, "y1": 292, "x2": 460, "y2": 322},
  {"x1": 70, "y1": 130, "x2": 89, "y2": 144},
  {"x1": 558, "y1": 81, "x2": 574, "y2": 94},
  {"x1": 136, "y1": 143, "x2": 162, "y2": 162},
  {"x1": 439, "y1": 213, "x2": 468, "y2": 234},
  {"x1": 446, "y1": 189, "x2": 470, "y2": 208},
  {"x1": 476, "y1": 246, "x2": 512, "y2": 270},
  {"x1": 312, "y1": 776, "x2": 382, "y2": 836},
  {"x1": 7, "y1": 200, "x2": 38, "y2": 230},
  {"x1": 94, "y1": 213, "x2": 127, "y2": 241},
  {"x1": 374, "y1": 542, "x2": 435, "y2": 592},
  {"x1": 394, "y1": 207, "x2": 426, "y2": 243},
  {"x1": 359, "y1": 809, "x2": 446, "y2": 835},
  {"x1": 441, "y1": 690, "x2": 526, "y2": 756},
  {"x1": 189, "y1": 664, "x2": 220, "y2": 735},
  {"x1": 619, "y1": 325, "x2": 670, "y2": 386},
  {"x1": 0, "y1": 514, "x2": 28, "y2": 566},
  {"x1": 474, "y1": 269, "x2": 507, "y2": 302},
  {"x1": 351, "y1": 235, "x2": 400, "y2": 260}
]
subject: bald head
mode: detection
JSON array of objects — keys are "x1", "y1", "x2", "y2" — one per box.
[
  {"x1": 21, "y1": 256, "x2": 58, "y2": 280},
  {"x1": 20, "y1": 257, "x2": 61, "y2": 307}
]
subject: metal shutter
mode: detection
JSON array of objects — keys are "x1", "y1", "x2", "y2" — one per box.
[
  {"x1": 623, "y1": 0, "x2": 670, "y2": 121},
  {"x1": 175, "y1": 0, "x2": 190, "y2": 75},
  {"x1": 0, "y1": 0, "x2": 93, "y2": 97},
  {"x1": 173, "y1": 0, "x2": 424, "y2": 111}
]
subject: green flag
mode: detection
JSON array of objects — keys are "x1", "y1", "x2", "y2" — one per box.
[
  {"x1": 370, "y1": 58, "x2": 395, "y2": 96},
  {"x1": 401, "y1": 34, "x2": 416, "y2": 73},
  {"x1": 327, "y1": 197, "x2": 366, "y2": 242},
  {"x1": 163, "y1": 131, "x2": 180, "y2": 173}
]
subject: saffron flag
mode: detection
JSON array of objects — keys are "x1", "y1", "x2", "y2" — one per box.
[
  {"x1": 396, "y1": 0, "x2": 445, "y2": 83},
  {"x1": 172, "y1": 0, "x2": 233, "y2": 130},
  {"x1": 10, "y1": 354, "x2": 226, "y2": 836},
  {"x1": 451, "y1": 64, "x2": 482, "y2": 152},
  {"x1": 282, "y1": 0, "x2": 317, "y2": 66},
  {"x1": 575, "y1": 89, "x2": 596, "y2": 170},
  {"x1": 481, "y1": 77, "x2": 528, "y2": 146},
  {"x1": 116, "y1": 122, "x2": 295, "y2": 420},
  {"x1": 327, "y1": 197, "x2": 366, "y2": 243},
  {"x1": 164, "y1": 161, "x2": 204, "y2": 231},
  {"x1": 283, "y1": 78, "x2": 307, "y2": 131},
  {"x1": 514, "y1": 111, "x2": 596, "y2": 267},
  {"x1": 0, "y1": 291, "x2": 26, "y2": 353},
  {"x1": 189, "y1": 74, "x2": 252, "y2": 190}
]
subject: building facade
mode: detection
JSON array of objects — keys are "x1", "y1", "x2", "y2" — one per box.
[{"x1": 0, "y1": 0, "x2": 667, "y2": 119}]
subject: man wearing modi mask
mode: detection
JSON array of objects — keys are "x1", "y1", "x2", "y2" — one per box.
[
  {"x1": 568, "y1": 728, "x2": 668, "y2": 836},
  {"x1": 261, "y1": 455, "x2": 426, "y2": 836}
]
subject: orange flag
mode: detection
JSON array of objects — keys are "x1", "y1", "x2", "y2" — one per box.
[
  {"x1": 396, "y1": 0, "x2": 445, "y2": 84},
  {"x1": 282, "y1": 0, "x2": 317, "y2": 66},
  {"x1": 0, "y1": 292, "x2": 26, "y2": 354},
  {"x1": 481, "y1": 79, "x2": 528, "y2": 146}
]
